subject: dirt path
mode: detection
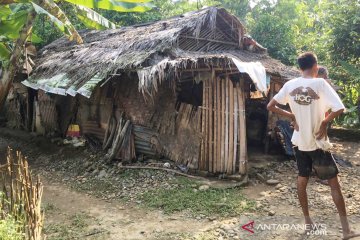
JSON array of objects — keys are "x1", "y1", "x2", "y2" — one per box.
[
  {"x1": 1, "y1": 127, "x2": 360, "y2": 240},
  {"x1": 42, "y1": 177, "x2": 212, "y2": 240},
  {"x1": 0, "y1": 128, "x2": 215, "y2": 240}
]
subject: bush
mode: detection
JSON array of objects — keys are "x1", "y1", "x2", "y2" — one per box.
[{"x1": 0, "y1": 215, "x2": 24, "y2": 240}]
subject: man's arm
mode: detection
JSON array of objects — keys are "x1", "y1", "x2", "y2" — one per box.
[
  {"x1": 316, "y1": 109, "x2": 344, "y2": 139},
  {"x1": 267, "y1": 98, "x2": 299, "y2": 131},
  {"x1": 316, "y1": 79, "x2": 346, "y2": 139}
]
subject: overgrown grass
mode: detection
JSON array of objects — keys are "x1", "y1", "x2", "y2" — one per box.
[
  {"x1": 0, "y1": 215, "x2": 24, "y2": 240},
  {"x1": 138, "y1": 177, "x2": 255, "y2": 218}
]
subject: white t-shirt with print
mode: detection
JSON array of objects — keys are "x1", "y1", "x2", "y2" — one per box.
[{"x1": 273, "y1": 77, "x2": 345, "y2": 151}]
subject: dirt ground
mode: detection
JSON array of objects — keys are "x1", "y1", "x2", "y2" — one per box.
[{"x1": 0, "y1": 127, "x2": 359, "y2": 240}]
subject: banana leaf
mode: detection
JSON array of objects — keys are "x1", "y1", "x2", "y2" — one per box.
[
  {"x1": 0, "y1": 42, "x2": 11, "y2": 60},
  {"x1": 37, "y1": 0, "x2": 83, "y2": 43},
  {"x1": 75, "y1": 5, "x2": 116, "y2": 30},
  {"x1": 0, "y1": 10, "x2": 27, "y2": 39},
  {"x1": 0, "y1": 5, "x2": 12, "y2": 19},
  {"x1": 63, "y1": 0, "x2": 155, "y2": 13},
  {"x1": 30, "y1": 33, "x2": 42, "y2": 43},
  {"x1": 31, "y1": 2, "x2": 68, "y2": 34}
]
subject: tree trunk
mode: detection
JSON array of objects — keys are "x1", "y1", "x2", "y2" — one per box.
[{"x1": 0, "y1": 11, "x2": 36, "y2": 111}]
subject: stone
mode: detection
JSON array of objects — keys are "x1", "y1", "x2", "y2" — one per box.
[
  {"x1": 208, "y1": 216, "x2": 216, "y2": 221},
  {"x1": 199, "y1": 185, "x2": 210, "y2": 191},
  {"x1": 98, "y1": 169, "x2": 107, "y2": 179},
  {"x1": 163, "y1": 162, "x2": 171, "y2": 168},
  {"x1": 266, "y1": 179, "x2": 280, "y2": 185},
  {"x1": 268, "y1": 210, "x2": 276, "y2": 216},
  {"x1": 259, "y1": 191, "x2": 267, "y2": 196}
]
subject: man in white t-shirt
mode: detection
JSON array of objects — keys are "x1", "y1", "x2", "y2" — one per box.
[{"x1": 267, "y1": 52, "x2": 359, "y2": 240}]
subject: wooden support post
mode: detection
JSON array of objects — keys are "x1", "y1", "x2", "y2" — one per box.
[
  {"x1": 221, "y1": 78, "x2": 226, "y2": 173},
  {"x1": 228, "y1": 77, "x2": 234, "y2": 174},
  {"x1": 208, "y1": 74, "x2": 213, "y2": 172},
  {"x1": 216, "y1": 77, "x2": 221, "y2": 173},
  {"x1": 200, "y1": 79, "x2": 206, "y2": 170},
  {"x1": 238, "y1": 77, "x2": 248, "y2": 175},
  {"x1": 233, "y1": 84, "x2": 238, "y2": 172},
  {"x1": 213, "y1": 70, "x2": 218, "y2": 173},
  {"x1": 204, "y1": 78, "x2": 209, "y2": 170},
  {"x1": 224, "y1": 77, "x2": 229, "y2": 172},
  {"x1": 265, "y1": 81, "x2": 275, "y2": 154}
]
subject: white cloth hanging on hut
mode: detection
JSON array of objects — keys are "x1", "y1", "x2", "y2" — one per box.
[{"x1": 231, "y1": 58, "x2": 268, "y2": 94}]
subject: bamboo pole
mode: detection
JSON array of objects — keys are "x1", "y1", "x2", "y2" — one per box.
[
  {"x1": 0, "y1": 148, "x2": 44, "y2": 240},
  {"x1": 238, "y1": 78, "x2": 248, "y2": 174},
  {"x1": 204, "y1": 78, "x2": 209, "y2": 171},
  {"x1": 213, "y1": 77, "x2": 217, "y2": 173},
  {"x1": 213, "y1": 76, "x2": 218, "y2": 173},
  {"x1": 221, "y1": 78, "x2": 226, "y2": 172},
  {"x1": 264, "y1": 82, "x2": 275, "y2": 154},
  {"x1": 233, "y1": 84, "x2": 238, "y2": 172},
  {"x1": 216, "y1": 78, "x2": 221, "y2": 173},
  {"x1": 224, "y1": 77, "x2": 229, "y2": 172},
  {"x1": 208, "y1": 73, "x2": 213, "y2": 173},
  {"x1": 200, "y1": 80, "x2": 206, "y2": 170},
  {"x1": 228, "y1": 77, "x2": 234, "y2": 174}
]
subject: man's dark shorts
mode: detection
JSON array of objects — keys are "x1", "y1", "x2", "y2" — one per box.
[{"x1": 293, "y1": 147, "x2": 339, "y2": 180}]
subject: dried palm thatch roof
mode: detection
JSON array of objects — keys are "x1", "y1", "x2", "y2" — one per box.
[{"x1": 23, "y1": 7, "x2": 299, "y2": 98}]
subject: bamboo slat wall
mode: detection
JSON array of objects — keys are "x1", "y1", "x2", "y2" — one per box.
[{"x1": 200, "y1": 74, "x2": 248, "y2": 174}]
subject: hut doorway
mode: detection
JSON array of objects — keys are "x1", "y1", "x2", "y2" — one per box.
[{"x1": 198, "y1": 74, "x2": 247, "y2": 175}]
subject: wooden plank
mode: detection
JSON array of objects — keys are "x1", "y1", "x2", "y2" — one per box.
[
  {"x1": 208, "y1": 74, "x2": 213, "y2": 173},
  {"x1": 224, "y1": 77, "x2": 229, "y2": 172},
  {"x1": 204, "y1": 79, "x2": 209, "y2": 171},
  {"x1": 228, "y1": 77, "x2": 234, "y2": 174},
  {"x1": 238, "y1": 77, "x2": 247, "y2": 174},
  {"x1": 213, "y1": 72, "x2": 218, "y2": 173},
  {"x1": 216, "y1": 77, "x2": 221, "y2": 173},
  {"x1": 264, "y1": 82, "x2": 275, "y2": 153},
  {"x1": 200, "y1": 80, "x2": 206, "y2": 170},
  {"x1": 221, "y1": 78, "x2": 226, "y2": 173},
  {"x1": 233, "y1": 83, "x2": 238, "y2": 172}
]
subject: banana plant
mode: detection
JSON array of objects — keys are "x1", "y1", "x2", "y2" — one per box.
[{"x1": 0, "y1": 0, "x2": 155, "y2": 109}]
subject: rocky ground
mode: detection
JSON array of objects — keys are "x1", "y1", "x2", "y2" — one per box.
[{"x1": 0, "y1": 127, "x2": 359, "y2": 240}]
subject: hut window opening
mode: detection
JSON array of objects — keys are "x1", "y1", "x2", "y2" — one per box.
[
  {"x1": 175, "y1": 75, "x2": 203, "y2": 109},
  {"x1": 244, "y1": 77, "x2": 268, "y2": 148}
]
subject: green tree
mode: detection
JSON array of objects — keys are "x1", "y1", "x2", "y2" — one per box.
[
  {"x1": 0, "y1": 0, "x2": 155, "y2": 109},
  {"x1": 322, "y1": 0, "x2": 360, "y2": 125},
  {"x1": 246, "y1": 0, "x2": 298, "y2": 64}
]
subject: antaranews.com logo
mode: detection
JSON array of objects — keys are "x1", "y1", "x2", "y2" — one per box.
[{"x1": 241, "y1": 221, "x2": 327, "y2": 236}]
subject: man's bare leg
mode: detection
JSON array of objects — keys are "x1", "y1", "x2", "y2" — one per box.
[
  {"x1": 297, "y1": 176, "x2": 314, "y2": 226},
  {"x1": 327, "y1": 176, "x2": 360, "y2": 240}
]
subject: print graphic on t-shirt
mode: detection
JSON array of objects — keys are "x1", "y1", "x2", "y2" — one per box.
[{"x1": 289, "y1": 86, "x2": 320, "y2": 105}]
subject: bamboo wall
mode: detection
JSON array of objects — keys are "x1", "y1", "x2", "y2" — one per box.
[{"x1": 199, "y1": 73, "x2": 248, "y2": 175}]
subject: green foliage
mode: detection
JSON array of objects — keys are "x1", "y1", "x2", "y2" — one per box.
[
  {"x1": 74, "y1": 5, "x2": 117, "y2": 30},
  {"x1": 0, "y1": 192, "x2": 26, "y2": 240},
  {"x1": 63, "y1": 0, "x2": 155, "y2": 13},
  {"x1": 243, "y1": 0, "x2": 359, "y2": 127},
  {"x1": 99, "y1": 0, "x2": 200, "y2": 26},
  {"x1": 139, "y1": 177, "x2": 255, "y2": 217},
  {"x1": 210, "y1": 0, "x2": 250, "y2": 22},
  {"x1": 247, "y1": 13, "x2": 297, "y2": 65},
  {"x1": 0, "y1": 9, "x2": 29, "y2": 39},
  {"x1": 0, "y1": 215, "x2": 24, "y2": 240},
  {"x1": 32, "y1": 2, "x2": 70, "y2": 35}
]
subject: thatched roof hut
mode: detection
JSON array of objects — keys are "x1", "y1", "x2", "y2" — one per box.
[
  {"x1": 16, "y1": 7, "x2": 299, "y2": 177},
  {"x1": 23, "y1": 7, "x2": 298, "y2": 98}
]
